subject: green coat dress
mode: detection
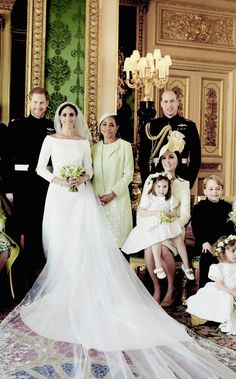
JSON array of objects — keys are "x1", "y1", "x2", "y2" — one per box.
[{"x1": 91, "y1": 139, "x2": 134, "y2": 248}]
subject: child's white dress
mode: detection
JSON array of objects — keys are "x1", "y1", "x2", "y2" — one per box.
[
  {"x1": 122, "y1": 194, "x2": 181, "y2": 254},
  {"x1": 186, "y1": 262, "x2": 236, "y2": 334}
]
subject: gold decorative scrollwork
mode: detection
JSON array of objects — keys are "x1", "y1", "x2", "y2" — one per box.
[
  {"x1": 0, "y1": 0, "x2": 15, "y2": 10},
  {"x1": 161, "y1": 9, "x2": 234, "y2": 47},
  {"x1": 84, "y1": 0, "x2": 100, "y2": 143},
  {"x1": 204, "y1": 88, "x2": 217, "y2": 147},
  {"x1": 25, "y1": 0, "x2": 46, "y2": 114}
]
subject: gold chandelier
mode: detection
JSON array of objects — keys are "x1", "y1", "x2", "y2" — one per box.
[{"x1": 123, "y1": 49, "x2": 172, "y2": 101}]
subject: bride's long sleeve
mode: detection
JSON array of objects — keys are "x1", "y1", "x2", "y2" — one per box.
[
  {"x1": 83, "y1": 140, "x2": 93, "y2": 179},
  {"x1": 36, "y1": 136, "x2": 54, "y2": 182}
]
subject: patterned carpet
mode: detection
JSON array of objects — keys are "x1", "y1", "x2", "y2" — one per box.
[
  {"x1": 166, "y1": 304, "x2": 236, "y2": 372},
  {"x1": 0, "y1": 303, "x2": 236, "y2": 378}
]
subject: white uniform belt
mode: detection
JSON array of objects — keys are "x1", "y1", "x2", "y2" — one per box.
[
  {"x1": 181, "y1": 158, "x2": 188, "y2": 164},
  {"x1": 14, "y1": 164, "x2": 53, "y2": 172},
  {"x1": 14, "y1": 164, "x2": 29, "y2": 171}
]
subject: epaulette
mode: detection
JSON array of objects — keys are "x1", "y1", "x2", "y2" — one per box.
[{"x1": 183, "y1": 118, "x2": 194, "y2": 123}]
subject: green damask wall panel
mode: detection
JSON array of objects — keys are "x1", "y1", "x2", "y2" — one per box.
[{"x1": 45, "y1": 0, "x2": 86, "y2": 120}]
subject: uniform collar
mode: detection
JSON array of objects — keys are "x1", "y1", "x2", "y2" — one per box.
[{"x1": 162, "y1": 113, "x2": 180, "y2": 123}]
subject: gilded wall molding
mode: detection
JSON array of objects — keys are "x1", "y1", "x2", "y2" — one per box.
[
  {"x1": 201, "y1": 78, "x2": 223, "y2": 157},
  {"x1": 160, "y1": 8, "x2": 234, "y2": 48},
  {"x1": 25, "y1": 0, "x2": 46, "y2": 114},
  {"x1": 0, "y1": 0, "x2": 15, "y2": 123},
  {"x1": 200, "y1": 163, "x2": 222, "y2": 171},
  {"x1": 84, "y1": 0, "x2": 100, "y2": 142},
  {"x1": 0, "y1": 0, "x2": 15, "y2": 10}
]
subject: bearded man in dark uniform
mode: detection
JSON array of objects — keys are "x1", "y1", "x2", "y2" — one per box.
[
  {"x1": 138, "y1": 90, "x2": 201, "y2": 188},
  {"x1": 7, "y1": 87, "x2": 55, "y2": 290}
]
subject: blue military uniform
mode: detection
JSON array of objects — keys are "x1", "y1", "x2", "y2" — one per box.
[{"x1": 138, "y1": 113, "x2": 201, "y2": 188}]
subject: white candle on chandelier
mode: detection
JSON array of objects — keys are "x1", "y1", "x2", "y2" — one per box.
[
  {"x1": 146, "y1": 53, "x2": 154, "y2": 71},
  {"x1": 131, "y1": 50, "x2": 141, "y2": 61},
  {"x1": 137, "y1": 57, "x2": 147, "y2": 78},
  {"x1": 123, "y1": 48, "x2": 172, "y2": 97},
  {"x1": 158, "y1": 58, "x2": 167, "y2": 79},
  {"x1": 124, "y1": 57, "x2": 131, "y2": 79}
]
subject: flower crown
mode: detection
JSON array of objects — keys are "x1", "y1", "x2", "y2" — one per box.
[
  {"x1": 214, "y1": 235, "x2": 236, "y2": 257},
  {"x1": 148, "y1": 171, "x2": 172, "y2": 183},
  {"x1": 145, "y1": 172, "x2": 172, "y2": 193}
]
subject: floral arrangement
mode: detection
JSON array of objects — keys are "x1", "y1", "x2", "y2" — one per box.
[
  {"x1": 159, "y1": 210, "x2": 177, "y2": 224},
  {"x1": 60, "y1": 163, "x2": 85, "y2": 192},
  {"x1": 0, "y1": 234, "x2": 11, "y2": 252},
  {"x1": 214, "y1": 235, "x2": 236, "y2": 257},
  {"x1": 228, "y1": 206, "x2": 236, "y2": 227}
]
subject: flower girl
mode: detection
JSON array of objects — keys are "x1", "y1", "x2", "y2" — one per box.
[
  {"x1": 122, "y1": 172, "x2": 194, "y2": 280},
  {"x1": 187, "y1": 234, "x2": 236, "y2": 334}
]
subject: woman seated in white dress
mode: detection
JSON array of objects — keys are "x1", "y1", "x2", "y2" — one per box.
[
  {"x1": 0, "y1": 102, "x2": 234, "y2": 379},
  {"x1": 122, "y1": 172, "x2": 194, "y2": 281},
  {"x1": 143, "y1": 131, "x2": 193, "y2": 306}
]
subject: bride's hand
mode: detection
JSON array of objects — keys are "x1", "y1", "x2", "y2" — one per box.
[
  {"x1": 69, "y1": 175, "x2": 90, "y2": 188},
  {"x1": 52, "y1": 177, "x2": 70, "y2": 188}
]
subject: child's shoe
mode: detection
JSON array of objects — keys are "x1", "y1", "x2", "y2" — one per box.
[
  {"x1": 154, "y1": 267, "x2": 166, "y2": 279},
  {"x1": 219, "y1": 322, "x2": 229, "y2": 333},
  {"x1": 181, "y1": 264, "x2": 195, "y2": 280}
]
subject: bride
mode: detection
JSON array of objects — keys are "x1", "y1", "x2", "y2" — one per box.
[{"x1": 0, "y1": 101, "x2": 234, "y2": 378}]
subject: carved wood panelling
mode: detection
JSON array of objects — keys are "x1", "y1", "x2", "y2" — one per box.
[
  {"x1": 200, "y1": 78, "x2": 223, "y2": 157},
  {"x1": 160, "y1": 8, "x2": 234, "y2": 48}
]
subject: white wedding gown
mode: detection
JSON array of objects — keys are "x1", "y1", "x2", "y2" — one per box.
[{"x1": 0, "y1": 136, "x2": 235, "y2": 378}]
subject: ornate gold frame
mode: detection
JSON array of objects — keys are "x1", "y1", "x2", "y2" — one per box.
[
  {"x1": 0, "y1": 0, "x2": 16, "y2": 123},
  {"x1": 25, "y1": 0, "x2": 46, "y2": 115}
]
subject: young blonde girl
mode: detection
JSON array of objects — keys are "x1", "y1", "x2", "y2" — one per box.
[
  {"x1": 122, "y1": 172, "x2": 194, "y2": 280},
  {"x1": 187, "y1": 235, "x2": 236, "y2": 335}
]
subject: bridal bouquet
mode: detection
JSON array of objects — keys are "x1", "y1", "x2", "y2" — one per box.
[
  {"x1": 60, "y1": 163, "x2": 85, "y2": 192},
  {"x1": 159, "y1": 210, "x2": 177, "y2": 224}
]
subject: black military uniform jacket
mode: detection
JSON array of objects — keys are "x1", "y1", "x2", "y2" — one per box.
[
  {"x1": 138, "y1": 113, "x2": 201, "y2": 188},
  {"x1": 7, "y1": 114, "x2": 55, "y2": 232},
  {"x1": 0, "y1": 123, "x2": 12, "y2": 193},
  {"x1": 8, "y1": 114, "x2": 54, "y2": 181}
]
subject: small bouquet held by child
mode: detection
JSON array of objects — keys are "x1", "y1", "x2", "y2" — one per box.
[
  {"x1": 60, "y1": 163, "x2": 85, "y2": 192},
  {"x1": 228, "y1": 201, "x2": 236, "y2": 228}
]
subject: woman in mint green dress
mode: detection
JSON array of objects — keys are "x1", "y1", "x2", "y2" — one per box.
[{"x1": 91, "y1": 112, "x2": 134, "y2": 248}]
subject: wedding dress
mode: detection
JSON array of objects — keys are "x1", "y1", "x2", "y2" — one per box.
[{"x1": 0, "y1": 136, "x2": 235, "y2": 378}]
